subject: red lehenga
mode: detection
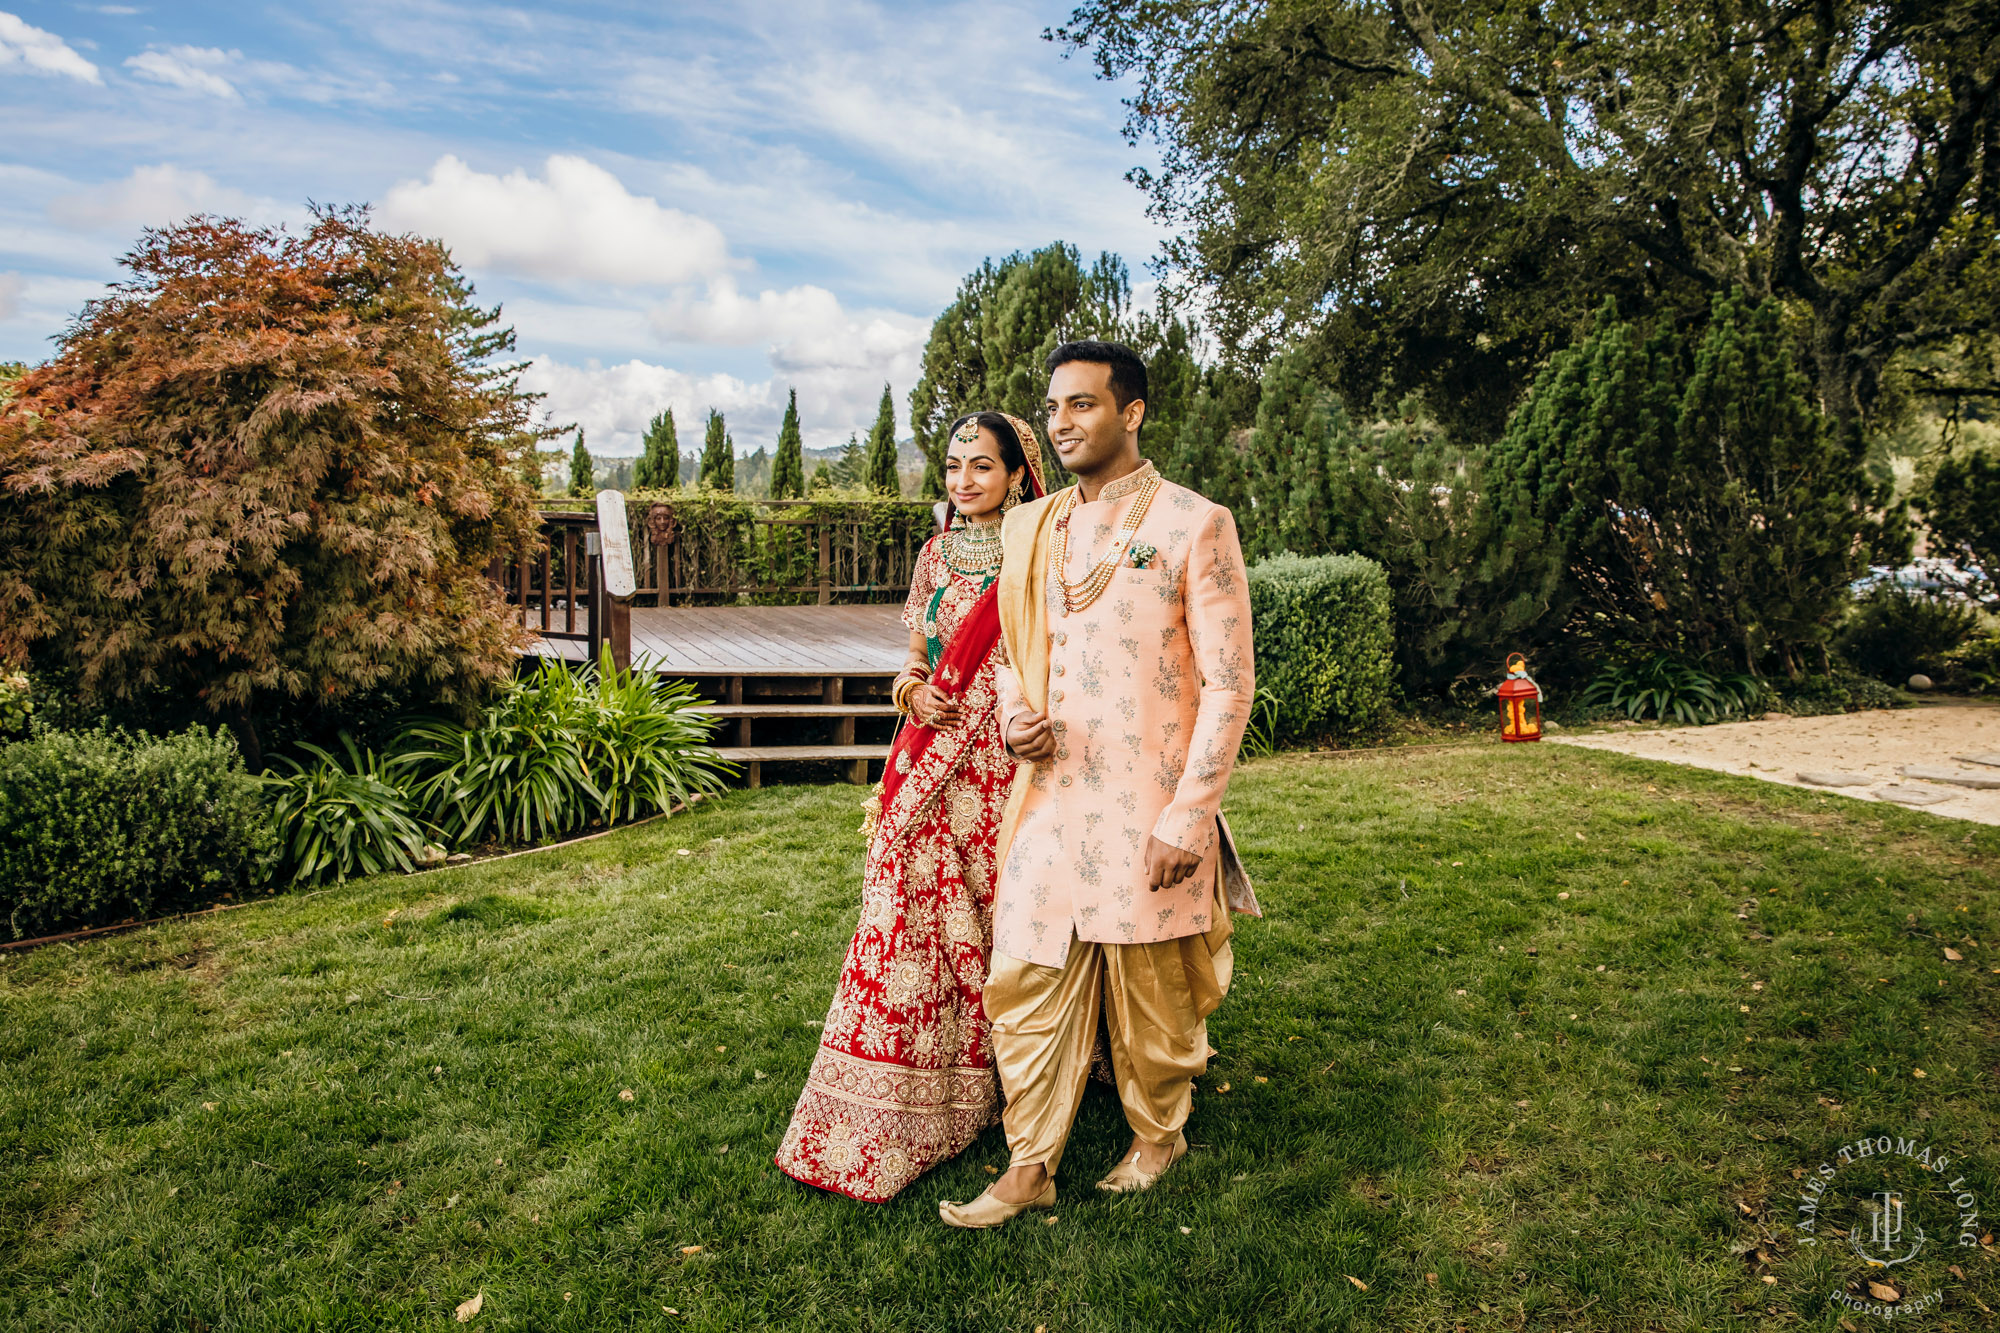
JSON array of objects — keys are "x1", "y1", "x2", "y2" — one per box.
[{"x1": 773, "y1": 534, "x2": 1018, "y2": 1201}]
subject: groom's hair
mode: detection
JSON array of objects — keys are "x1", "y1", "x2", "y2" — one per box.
[{"x1": 1046, "y1": 340, "x2": 1148, "y2": 414}]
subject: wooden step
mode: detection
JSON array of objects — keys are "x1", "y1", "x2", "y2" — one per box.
[
  {"x1": 693, "y1": 703, "x2": 900, "y2": 719},
  {"x1": 712, "y1": 744, "x2": 892, "y2": 789}
]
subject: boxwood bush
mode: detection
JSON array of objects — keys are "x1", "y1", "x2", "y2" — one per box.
[
  {"x1": 0, "y1": 725, "x2": 271, "y2": 940},
  {"x1": 1247, "y1": 552, "x2": 1396, "y2": 742}
]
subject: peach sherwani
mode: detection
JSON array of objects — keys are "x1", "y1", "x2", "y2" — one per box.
[
  {"x1": 974, "y1": 460, "x2": 1258, "y2": 1176},
  {"x1": 991, "y1": 462, "x2": 1257, "y2": 967}
]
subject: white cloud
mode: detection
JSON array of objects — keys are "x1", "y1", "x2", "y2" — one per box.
[
  {"x1": 0, "y1": 271, "x2": 24, "y2": 321},
  {"x1": 124, "y1": 45, "x2": 241, "y2": 99},
  {"x1": 520, "y1": 341, "x2": 923, "y2": 458},
  {"x1": 650, "y1": 276, "x2": 927, "y2": 369},
  {"x1": 520, "y1": 356, "x2": 777, "y2": 457},
  {"x1": 47, "y1": 163, "x2": 282, "y2": 231},
  {"x1": 0, "y1": 11, "x2": 102, "y2": 84},
  {"x1": 379, "y1": 155, "x2": 733, "y2": 287}
]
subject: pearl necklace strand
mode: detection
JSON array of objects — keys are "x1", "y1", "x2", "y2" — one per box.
[{"x1": 1048, "y1": 472, "x2": 1163, "y2": 616}]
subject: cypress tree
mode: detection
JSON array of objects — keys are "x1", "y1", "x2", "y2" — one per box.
[
  {"x1": 635, "y1": 407, "x2": 678, "y2": 489},
  {"x1": 865, "y1": 383, "x2": 899, "y2": 496},
  {"x1": 771, "y1": 389, "x2": 806, "y2": 499},
  {"x1": 568, "y1": 428, "x2": 593, "y2": 497},
  {"x1": 699, "y1": 409, "x2": 733, "y2": 491},
  {"x1": 1245, "y1": 349, "x2": 1338, "y2": 560}
]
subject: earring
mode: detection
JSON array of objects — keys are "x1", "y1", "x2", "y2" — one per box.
[{"x1": 1003, "y1": 479, "x2": 1026, "y2": 512}]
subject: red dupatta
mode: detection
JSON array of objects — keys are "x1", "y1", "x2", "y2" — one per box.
[{"x1": 863, "y1": 411, "x2": 1045, "y2": 846}]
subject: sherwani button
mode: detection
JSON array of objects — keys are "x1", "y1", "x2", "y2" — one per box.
[
  {"x1": 1053, "y1": 664, "x2": 1065, "y2": 676},
  {"x1": 1059, "y1": 775, "x2": 1072, "y2": 787},
  {"x1": 1051, "y1": 689, "x2": 1065, "y2": 702},
  {"x1": 1056, "y1": 747, "x2": 1070, "y2": 760}
]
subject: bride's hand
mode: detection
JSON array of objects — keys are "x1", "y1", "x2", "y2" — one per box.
[{"x1": 911, "y1": 684, "x2": 962, "y2": 729}]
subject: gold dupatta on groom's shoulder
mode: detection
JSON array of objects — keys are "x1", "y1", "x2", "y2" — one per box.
[{"x1": 992, "y1": 487, "x2": 1064, "y2": 874}]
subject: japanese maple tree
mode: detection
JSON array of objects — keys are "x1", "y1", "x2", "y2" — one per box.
[{"x1": 0, "y1": 207, "x2": 547, "y2": 765}]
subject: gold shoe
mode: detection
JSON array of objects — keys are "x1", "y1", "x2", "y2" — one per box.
[
  {"x1": 938, "y1": 1180, "x2": 1057, "y2": 1229},
  {"x1": 1095, "y1": 1132, "x2": 1187, "y2": 1193}
]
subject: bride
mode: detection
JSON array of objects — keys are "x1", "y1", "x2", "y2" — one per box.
[{"x1": 775, "y1": 411, "x2": 1048, "y2": 1201}]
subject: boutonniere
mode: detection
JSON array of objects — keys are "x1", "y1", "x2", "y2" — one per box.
[{"x1": 1128, "y1": 541, "x2": 1158, "y2": 570}]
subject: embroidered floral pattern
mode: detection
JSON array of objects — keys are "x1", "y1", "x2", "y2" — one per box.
[
  {"x1": 991, "y1": 477, "x2": 1258, "y2": 967},
  {"x1": 776, "y1": 541, "x2": 1014, "y2": 1201}
]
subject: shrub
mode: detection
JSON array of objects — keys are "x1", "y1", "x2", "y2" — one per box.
[
  {"x1": 1769, "y1": 670, "x2": 1909, "y2": 716},
  {"x1": 0, "y1": 671, "x2": 28, "y2": 739},
  {"x1": 1837, "y1": 586, "x2": 1982, "y2": 681},
  {"x1": 1581, "y1": 656, "x2": 1766, "y2": 725},
  {"x1": 266, "y1": 735, "x2": 431, "y2": 886},
  {"x1": 400, "y1": 648, "x2": 732, "y2": 846},
  {"x1": 0, "y1": 725, "x2": 271, "y2": 940},
  {"x1": 1246, "y1": 553, "x2": 1396, "y2": 741}
]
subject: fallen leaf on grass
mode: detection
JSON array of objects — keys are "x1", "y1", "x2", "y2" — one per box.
[
  {"x1": 1949, "y1": 1265, "x2": 1965, "y2": 1280},
  {"x1": 1425, "y1": 1273, "x2": 1437, "y2": 1286},
  {"x1": 1913, "y1": 1069, "x2": 1926, "y2": 1078},
  {"x1": 1178, "y1": 1226, "x2": 1192, "y2": 1235},
  {"x1": 1215, "y1": 1082, "x2": 1231, "y2": 1094},
  {"x1": 619, "y1": 1089, "x2": 635, "y2": 1102},
  {"x1": 984, "y1": 1165, "x2": 998, "y2": 1174},
  {"x1": 454, "y1": 1291, "x2": 483, "y2": 1322},
  {"x1": 1044, "y1": 1215, "x2": 1058, "y2": 1225},
  {"x1": 1762, "y1": 1274, "x2": 1778, "y2": 1285},
  {"x1": 1344, "y1": 1275, "x2": 1368, "y2": 1291},
  {"x1": 446, "y1": 1194, "x2": 460, "y2": 1208},
  {"x1": 201, "y1": 1102, "x2": 218, "y2": 1112},
  {"x1": 1557, "y1": 891, "x2": 1570, "y2": 900},
  {"x1": 1255, "y1": 1076, "x2": 1268, "y2": 1084},
  {"x1": 1944, "y1": 948, "x2": 1963, "y2": 962},
  {"x1": 563, "y1": 1293, "x2": 572, "y2": 1302},
  {"x1": 680, "y1": 1245, "x2": 702, "y2": 1255},
  {"x1": 1865, "y1": 1280, "x2": 1901, "y2": 1303},
  {"x1": 384, "y1": 1180, "x2": 402, "y2": 1196}
]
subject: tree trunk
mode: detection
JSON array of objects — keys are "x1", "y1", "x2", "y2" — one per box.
[{"x1": 222, "y1": 704, "x2": 264, "y2": 774}]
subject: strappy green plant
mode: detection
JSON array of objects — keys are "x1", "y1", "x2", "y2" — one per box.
[
  {"x1": 399, "y1": 648, "x2": 732, "y2": 847},
  {"x1": 1581, "y1": 656, "x2": 1766, "y2": 726},
  {"x1": 265, "y1": 734, "x2": 429, "y2": 884}
]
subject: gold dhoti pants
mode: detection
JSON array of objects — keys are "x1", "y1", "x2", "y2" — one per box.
[{"x1": 983, "y1": 874, "x2": 1234, "y2": 1176}]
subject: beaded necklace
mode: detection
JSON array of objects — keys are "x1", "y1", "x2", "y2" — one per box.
[
  {"x1": 1048, "y1": 469, "x2": 1163, "y2": 616},
  {"x1": 941, "y1": 518, "x2": 1003, "y2": 578}
]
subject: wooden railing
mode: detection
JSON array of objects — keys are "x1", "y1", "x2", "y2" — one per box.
[
  {"x1": 633, "y1": 500, "x2": 935, "y2": 605},
  {"x1": 490, "y1": 492, "x2": 635, "y2": 668}
]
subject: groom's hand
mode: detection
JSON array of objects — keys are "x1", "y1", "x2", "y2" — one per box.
[
  {"x1": 1145, "y1": 836, "x2": 1201, "y2": 893},
  {"x1": 1006, "y1": 709, "x2": 1057, "y2": 762}
]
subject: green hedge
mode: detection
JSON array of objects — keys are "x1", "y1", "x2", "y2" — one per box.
[
  {"x1": 0, "y1": 726, "x2": 271, "y2": 940},
  {"x1": 1248, "y1": 552, "x2": 1396, "y2": 741}
]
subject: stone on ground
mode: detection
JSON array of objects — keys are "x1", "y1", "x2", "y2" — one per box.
[
  {"x1": 1875, "y1": 785, "x2": 1956, "y2": 806},
  {"x1": 1796, "y1": 771, "x2": 1873, "y2": 787},
  {"x1": 1958, "y1": 753, "x2": 2000, "y2": 769},
  {"x1": 1900, "y1": 764, "x2": 2000, "y2": 790}
]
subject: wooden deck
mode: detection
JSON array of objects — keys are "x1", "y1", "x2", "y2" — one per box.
[
  {"x1": 530, "y1": 604, "x2": 908, "y2": 677},
  {"x1": 526, "y1": 604, "x2": 911, "y2": 786}
]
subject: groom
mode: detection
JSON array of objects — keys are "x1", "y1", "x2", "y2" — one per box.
[{"x1": 939, "y1": 340, "x2": 1257, "y2": 1228}]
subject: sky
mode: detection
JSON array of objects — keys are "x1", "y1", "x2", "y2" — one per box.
[{"x1": 0, "y1": 1, "x2": 1163, "y2": 455}]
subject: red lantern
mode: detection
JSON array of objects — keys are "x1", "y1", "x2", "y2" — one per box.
[{"x1": 1497, "y1": 653, "x2": 1542, "y2": 742}]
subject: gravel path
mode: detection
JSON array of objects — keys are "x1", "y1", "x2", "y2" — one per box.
[{"x1": 1550, "y1": 698, "x2": 2000, "y2": 824}]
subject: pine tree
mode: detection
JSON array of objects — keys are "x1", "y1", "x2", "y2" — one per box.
[
  {"x1": 568, "y1": 428, "x2": 593, "y2": 497},
  {"x1": 771, "y1": 389, "x2": 806, "y2": 499},
  {"x1": 635, "y1": 407, "x2": 678, "y2": 489},
  {"x1": 1245, "y1": 349, "x2": 1339, "y2": 560},
  {"x1": 865, "y1": 383, "x2": 899, "y2": 496},
  {"x1": 698, "y1": 409, "x2": 733, "y2": 491},
  {"x1": 825, "y1": 433, "x2": 867, "y2": 489}
]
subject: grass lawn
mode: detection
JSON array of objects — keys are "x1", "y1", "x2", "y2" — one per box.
[{"x1": 3, "y1": 743, "x2": 1997, "y2": 1331}]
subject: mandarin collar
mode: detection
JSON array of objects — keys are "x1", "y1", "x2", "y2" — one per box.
[{"x1": 1088, "y1": 459, "x2": 1157, "y2": 504}]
